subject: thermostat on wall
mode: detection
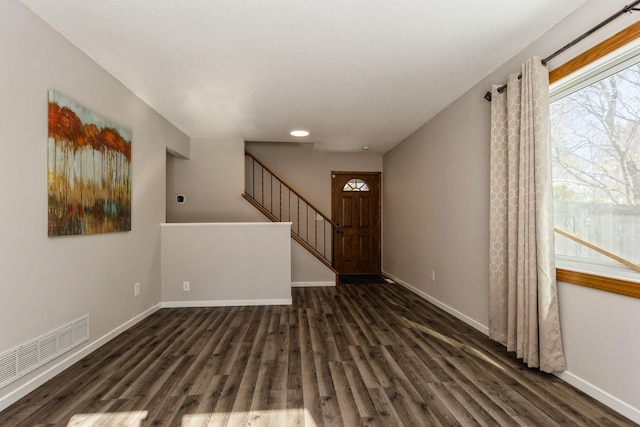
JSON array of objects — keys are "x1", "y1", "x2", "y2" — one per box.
[{"x1": 176, "y1": 194, "x2": 186, "y2": 204}]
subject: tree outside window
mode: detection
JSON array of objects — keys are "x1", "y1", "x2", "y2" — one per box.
[{"x1": 551, "y1": 61, "x2": 640, "y2": 266}]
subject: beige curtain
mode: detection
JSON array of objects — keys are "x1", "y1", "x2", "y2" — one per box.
[{"x1": 488, "y1": 57, "x2": 566, "y2": 373}]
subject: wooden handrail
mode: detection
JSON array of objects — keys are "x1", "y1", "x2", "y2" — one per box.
[
  {"x1": 554, "y1": 227, "x2": 640, "y2": 274},
  {"x1": 245, "y1": 149, "x2": 337, "y2": 228}
]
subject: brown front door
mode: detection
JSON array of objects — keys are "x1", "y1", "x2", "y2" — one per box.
[{"x1": 331, "y1": 172, "x2": 381, "y2": 275}]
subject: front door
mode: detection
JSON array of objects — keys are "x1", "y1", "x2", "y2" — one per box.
[{"x1": 331, "y1": 172, "x2": 381, "y2": 275}]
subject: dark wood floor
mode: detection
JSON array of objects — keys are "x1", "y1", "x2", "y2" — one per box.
[{"x1": 0, "y1": 282, "x2": 636, "y2": 426}]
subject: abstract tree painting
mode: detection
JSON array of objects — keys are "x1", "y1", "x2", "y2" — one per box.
[{"x1": 48, "y1": 90, "x2": 132, "y2": 236}]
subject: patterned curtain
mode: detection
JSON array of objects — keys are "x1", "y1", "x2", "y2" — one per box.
[{"x1": 488, "y1": 57, "x2": 566, "y2": 373}]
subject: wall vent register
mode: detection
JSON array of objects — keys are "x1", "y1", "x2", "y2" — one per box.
[{"x1": 0, "y1": 315, "x2": 89, "y2": 389}]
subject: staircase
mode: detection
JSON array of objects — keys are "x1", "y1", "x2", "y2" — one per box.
[{"x1": 243, "y1": 150, "x2": 337, "y2": 273}]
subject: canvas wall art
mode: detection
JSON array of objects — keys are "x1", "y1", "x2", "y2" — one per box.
[{"x1": 48, "y1": 90, "x2": 132, "y2": 236}]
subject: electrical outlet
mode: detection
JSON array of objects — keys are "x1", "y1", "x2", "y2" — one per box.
[
  {"x1": 430, "y1": 271, "x2": 436, "y2": 282},
  {"x1": 183, "y1": 281, "x2": 190, "y2": 292},
  {"x1": 134, "y1": 282, "x2": 140, "y2": 297}
]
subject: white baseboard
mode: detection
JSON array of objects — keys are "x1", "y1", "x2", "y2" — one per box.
[
  {"x1": 292, "y1": 281, "x2": 335, "y2": 287},
  {"x1": 382, "y1": 271, "x2": 490, "y2": 336},
  {"x1": 0, "y1": 304, "x2": 161, "y2": 412},
  {"x1": 554, "y1": 371, "x2": 640, "y2": 424},
  {"x1": 161, "y1": 298, "x2": 292, "y2": 308}
]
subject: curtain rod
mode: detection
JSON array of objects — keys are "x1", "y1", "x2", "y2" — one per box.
[{"x1": 484, "y1": 0, "x2": 640, "y2": 102}]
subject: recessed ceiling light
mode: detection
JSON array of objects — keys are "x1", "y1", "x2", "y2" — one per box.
[
  {"x1": 290, "y1": 130, "x2": 310, "y2": 137},
  {"x1": 361, "y1": 145, "x2": 371, "y2": 150}
]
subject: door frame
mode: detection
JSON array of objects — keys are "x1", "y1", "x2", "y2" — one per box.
[{"x1": 331, "y1": 171, "x2": 382, "y2": 275}]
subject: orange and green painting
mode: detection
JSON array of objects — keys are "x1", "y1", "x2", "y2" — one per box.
[{"x1": 48, "y1": 90, "x2": 132, "y2": 236}]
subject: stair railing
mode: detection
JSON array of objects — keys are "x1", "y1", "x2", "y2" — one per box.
[{"x1": 243, "y1": 150, "x2": 336, "y2": 270}]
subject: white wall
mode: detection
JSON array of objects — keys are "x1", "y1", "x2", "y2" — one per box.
[
  {"x1": 383, "y1": 0, "x2": 640, "y2": 422},
  {"x1": 0, "y1": 0, "x2": 189, "y2": 409},
  {"x1": 161, "y1": 223, "x2": 292, "y2": 305}
]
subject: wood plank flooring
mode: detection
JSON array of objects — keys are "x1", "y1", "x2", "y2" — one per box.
[{"x1": 0, "y1": 282, "x2": 636, "y2": 426}]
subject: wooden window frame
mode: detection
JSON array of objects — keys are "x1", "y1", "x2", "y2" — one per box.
[
  {"x1": 556, "y1": 269, "x2": 640, "y2": 298},
  {"x1": 550, "y1": 21, "x2": 640, "y2": 299}
]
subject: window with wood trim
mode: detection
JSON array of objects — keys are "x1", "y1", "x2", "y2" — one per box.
[{"x1": 550, "y1": 28, "x2": 640, "y2": 297}]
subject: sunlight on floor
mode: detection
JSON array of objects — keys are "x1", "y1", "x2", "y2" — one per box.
[
  {"x1": 67, "y1": 410, "x2": 148, "y2": 426},
  {"x1": 182, "y1": 408, "x2": 317, "y2": 427},
  {"x1": 402, "y1": 317, "x2": 506, "y2": 371},
  {"x1": 65, "y1": 409, "x2": 317, "y2": 426}
]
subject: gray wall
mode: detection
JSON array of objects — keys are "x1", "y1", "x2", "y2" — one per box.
[
  {"x1": 166, "y1": 138, "x2": 333, "y2": 283},
  {"x1": 4, "y1": 0, "x2": 638, "y2": 420},
  {"x1": 383, "y1": 85, "x2": 490, "y2": 327},
  {"x1": 245, "y1": 142, "x2": 383, "y2": 214},
  {"x1": 161, "y1": 223, "x2": 292, "y2": 304},
  {"x1": 0, "y1": 0, "x2": 189, "y2": 407},
  {"x1": 168, "y1": 139, "x2": 383, "y2": 225},
  {"x1": 167, "y1": 137, "x2": 263, "y2": 223},
  {"x1": 167, "y1": 140, "x2": 383, "y2": 283},
  {"x1": 382, "y1": 0, "x2": 640, "y2": 420},
  {"x1": 246, "y1": 142, "x2": 384, "y2": 283}
]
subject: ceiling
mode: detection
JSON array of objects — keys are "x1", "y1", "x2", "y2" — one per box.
[{"x1": 20, "y1": 0, "x2": 588, "y2": 153}]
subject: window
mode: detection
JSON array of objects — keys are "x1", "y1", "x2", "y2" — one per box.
[
  {"x1": 343, "y1": 179, "x2": 369, "y2": 192},
  {"x1": 550, "y1": 41, "x2": 640, "y2": 287}
]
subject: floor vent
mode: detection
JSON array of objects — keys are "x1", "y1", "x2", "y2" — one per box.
[{"x1": 0, "y1": 314, "x2": 89, "y2": 389}]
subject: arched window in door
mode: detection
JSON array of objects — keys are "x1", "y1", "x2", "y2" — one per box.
[{"x1": 343, "y1": 179, "x2": 370, "y2": 192}]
